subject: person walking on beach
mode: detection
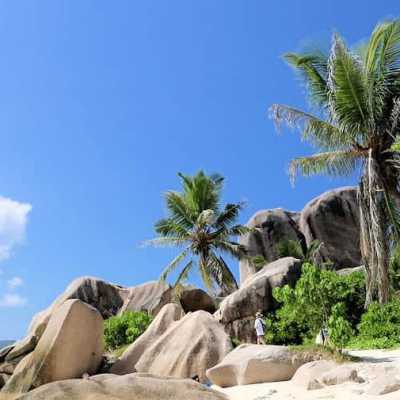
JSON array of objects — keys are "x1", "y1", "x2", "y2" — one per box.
[{"x1": 255, "y1": 311, "x2": 266, "y2": 345}]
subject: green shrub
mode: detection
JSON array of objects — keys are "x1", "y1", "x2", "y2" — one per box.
[
  {"x1": 328, "y1": 303, "x2": 353, "y2": 351},
  {"x1": 104, "y1": 311, "x2": 152, "y2": 350},
  {"x1": 352, "y1": 298, "x2": 400, "y2": 349},
  {"x1": 265, "y1": 263, "x2": 365, "y2": 345}
]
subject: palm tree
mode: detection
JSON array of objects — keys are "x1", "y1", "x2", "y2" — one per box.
[
  {"x1": 147, "y1": 171, "x2": 249, "y2": 295},
  {"x1": 270, "y1": 19, "x2": 400, "y2": 305}
]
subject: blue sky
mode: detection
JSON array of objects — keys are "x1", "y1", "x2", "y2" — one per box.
[{"x1": 0, "y1": 1, "x2": 397, "y2": 339}]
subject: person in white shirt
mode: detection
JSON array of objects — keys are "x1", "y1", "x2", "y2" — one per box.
[{"x1": 254, "y1": 311, "x2": 266, "y2": 345}]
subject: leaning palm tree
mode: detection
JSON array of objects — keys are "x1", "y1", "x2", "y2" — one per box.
[
  {"x1": 147, "y1": 171, "x2": 248, "y2": 295},
  {"x1": 270, "y1": 19, "x2": 400, "y2": 305}
]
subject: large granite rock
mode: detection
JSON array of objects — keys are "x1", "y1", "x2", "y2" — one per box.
[
  {"x1": 29, "y1": 276, "x2": 125, "y2": 341},
  {"x1": 207, "y1": 344, "x2": 312, "y2": 387},
  {"x1": 179, "y1": 286, "x2": 216, "y2": 313},
  {"x1": 2, "y1": 299, "x2": 103, "y2": 395},
  {"x1": 135, "y1": 310, "x2": 232, "y2": 383},
  {"x1": 215, "y1": 257, "x2": 302, "y2": 342},
  {"x1": 119, "y1": 281, "x2": 173, "y2": 316},
  {"x1": 299, "y1": 187, "x2": 361, "y2": 269},
  {"x1": 239, "y1": 209, "x2": 304, "y2": 283},
  {"x1": 12, "y1": 373, "x2": 228, "y2": 400},
  {"x1": 111, "y1": 303, "x2": 185, "y2": 375}
]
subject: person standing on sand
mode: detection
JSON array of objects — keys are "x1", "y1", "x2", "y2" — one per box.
[{"x1": 254, "y1": 311, "x2": 266, "y2": 345}]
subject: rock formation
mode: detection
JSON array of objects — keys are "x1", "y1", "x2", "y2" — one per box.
[
  {"x1": 207, "y1": 344, "x2": 312, "y2": 387},
  {"x1": 3, "y1": 299, "x2": 103, "y2": 395},
  {"x1": 135, "y1": 310, "x2": 232, "y2": 383},
  {"x1": 111, "y1": 303, "x2": 185, "y2": 375},
  {"x1": 12, "y1": 373, "x2": 228, "y2": 400},
  {"x1": 215, "y1": 257, "x2": 302, "y2": 342},
  {"x1": 239, "y1": 187, "x2": 362, "y2": 283},
  {"x1": 299, "y1": 187, "x2": 361, "y2": 268},
  {"x1": 239, "y1": 209, "x2": 304, "y2": 283}
]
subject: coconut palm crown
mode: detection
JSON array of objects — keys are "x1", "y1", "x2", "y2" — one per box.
[
  {"x1": 270, "y1": 19, "x2": 400, "y2": 305},
  {"x1": 147, "y1": 171, "x2": 249, "y2": 295}
]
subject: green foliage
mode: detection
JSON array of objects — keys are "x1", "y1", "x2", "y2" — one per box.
[
  {"x1": 390, "y1": 244, "x2": 400, "y2": 291},
  {"x1": 276, "y1": 239, "x2": 322, "y2": 264},
  {"x1": 104, "y1": 311, "x2": 153, "y2": 350},
  {"x1": 147, "y1": 171, "x2": 249, "y2": 295},
  {"x1": 271, "y1": 19, "x2": 400, "y2": 305},
  {"x1": 348, "y1": 298, "x2": 400, "y2": 349},
  {"x1": 277, "y1": 239, "x2": 304, "y2": 260},
  {"x1": 265, "y1": 263, "x2": 365, "y2": 345},
  {"x1": 328, "y1": 303, "x2": 353, "y2": 350},
  {"x1": 249, "y1": 255, "x2": 267, "y2": 272}
]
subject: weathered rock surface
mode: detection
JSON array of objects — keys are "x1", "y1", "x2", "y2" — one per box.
[
  {"x1": 5, "y1": 335, "x2": 37, "y2": 362},
  {"x1": 299, "y1": 187, "x2": 361, "y2": 269},
  {"x1": 239, "y1": 209, "x2": 304, "y2": 283},
  {"x1": 215, "y1": 257, "x2": 302, "y2": 342},
  {"x1": 135, "y1": 310, "x2": 232, "y2": 383},
  {"x1": 291, "y1": 360, "x2": 362, "y2": 390},
  {"x1": 119, "y1": 280, "x2": 173, "y2": 316},
  {"x1": 291, "y1": 360, "x2": 337, "y2": 390},
  {"x1": 179, "y1": 286, "x2": 216, "y2": 313},
  {"x1": 207, "y1": 344, "x2": 312, "y2": 387},
  {"x1": 111, "y1": 303, "x2": 185, "y2": 375},
  {"x1": 2, "y1": 299, "x2": 103, "y2": 394},
  {"x1": 29, "y1": 276, "x2": 125, "y2": 341},
  {"x1": 367, "y1": 371, "x2": 400, "y2": 395},
  {"x1": 12, "y1": 373, "x2": 229, "y2": 400}
]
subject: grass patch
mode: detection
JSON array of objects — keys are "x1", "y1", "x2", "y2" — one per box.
[{"x1": 289, "y1": 344, "x2": 360, "y2": 363}]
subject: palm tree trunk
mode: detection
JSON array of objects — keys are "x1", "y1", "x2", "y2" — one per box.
[{"x1": 359, "y1": 150, "x2": 390, "y2": 306}]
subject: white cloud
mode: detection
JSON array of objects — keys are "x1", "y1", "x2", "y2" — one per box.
[
  {"x1": 7, "y1": 276, "x2": 23, "y2": 290},
  {"x1": 0, "y1": 196, "x2": 32, "y2": 261},
  {"x1": 0, "y1": 293, "x2": 27, "y2": 307}
]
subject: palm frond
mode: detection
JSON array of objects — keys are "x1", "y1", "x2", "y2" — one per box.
[
  {"x1": 327, "y1": 34, "x2": 369, "y2": 135},
  {"x1": 155, "y1": 218, "x2": 191, "y2": 238},
  {"x1": 173, "y1": 260, "x2": 194, "y2": 288},
  {"x1": 289, "y1": 149, "x2": 364, "y2": 184},
  {"x1": 276, "y1": 239, "x2": 304, "y2": 259},
  {"x1": 165, "y1": 191, "x2": 195, "y2": 228},
  {"x1": 160, "y1": 247, "x2": 191, "y2": 282},
  {"x1": 214, "y1": 203, "x2": 243, "y2": 229},
  {"x1": 284, "y1": 51, "x2": 329, "y2": 107},
  {"x1": 208, "y1": 252, "x2": 238, "y2": 294},
  {"x1": 214, "y1": 240, "x2": 247, "y2": 259},
  {"x1": 270, "y1": 104, "x2": 353, "y2": 149},
  {"x1": 143, "y1": 237, "x2": 188, "y2": 248}
]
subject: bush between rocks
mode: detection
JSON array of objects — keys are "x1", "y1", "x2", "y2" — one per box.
[{"x1": 104, "y1": 311, "x2": 152, "y2": 350}]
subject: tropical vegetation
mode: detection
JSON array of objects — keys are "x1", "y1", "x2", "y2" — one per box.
[
  {"x1": 148, "y1": 171, "x2": 249, "y2": 295},
  {"x1": 270, "y1": 19, "x2": 400, "y2": 305},
  {"x1": 264, "y1": 263, "x2": 365, "y2": 345},
  {"x1": 104, "y1": 311, "x2": 153, "y2": 350}
]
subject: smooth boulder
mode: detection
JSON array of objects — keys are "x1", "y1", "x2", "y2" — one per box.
[
  {"x1": 13, "y1": 373, "x2": 229, "y2": 400},
  {"x1": 299, "y1": 187, "x2": 361, "y2": 268},
  {"x1": 111, "y1": 303, "x2": 185, "y2": 374},
  {"x1": 135, "y1": 310, "x2": 232, "y2": 383},
  {"x1": 215, "y1": 257, "x2": 302, "y2": 342},
  {"x1": 179, "y1": 286, "x2": 216, "y2": 313},
  {"x1": 2, "y1": 299, "x2": 103, "y2": 394},
  {"x1": 239, "y1": 209, "x2": 304, "y2": 283},
  {"x1": 119, "y1": 281, "x2": 173, "y2": 316},
  {"x1": 207, "y1": 344, "x2": 311, "y2": 387}
]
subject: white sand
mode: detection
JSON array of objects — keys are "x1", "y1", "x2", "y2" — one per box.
[{"x1": 215, "y1": 349, "x2": 400, "y2": 400}]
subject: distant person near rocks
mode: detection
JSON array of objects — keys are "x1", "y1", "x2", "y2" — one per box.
[{"x1": 254, "y1": 311, "x2": 266, "y2": 345}]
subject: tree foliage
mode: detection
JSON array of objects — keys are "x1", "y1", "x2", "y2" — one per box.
[
  {"x1": 271, "y1": 19, "x2": 400, "y2": 304},
  {"x1": 147, "y1": 171, "x2": 249, "y2": 295},
  {"x1": 265, "y1": 263, "x2": 365, "y2": 345}
]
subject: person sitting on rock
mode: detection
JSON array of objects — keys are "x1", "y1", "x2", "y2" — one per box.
[{"x1": 254, "y1": 311, "x2": 266, "y2": 345}]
